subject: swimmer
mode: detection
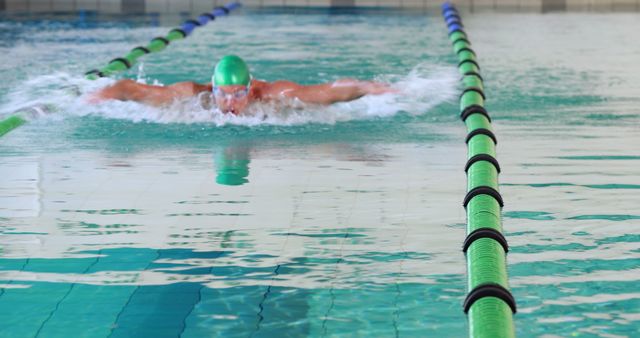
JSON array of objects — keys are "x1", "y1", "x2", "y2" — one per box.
[{"x1": 91, "y1": 55, "x2": 395, "y2": 115}]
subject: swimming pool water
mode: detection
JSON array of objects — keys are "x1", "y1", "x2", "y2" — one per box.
[{"x1": 1, "y1": 8, "x2": 639, "y2": 338}]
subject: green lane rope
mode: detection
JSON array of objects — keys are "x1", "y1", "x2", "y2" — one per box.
[
  {"x1": 0, "y1": 115, "x2": 26, "y2": 137},
  {"x1": 0, "y1": 2, "x2": 241, "y2": 139},
  {"x1": 85, "y1": 2, "x2": 241, "y2": 80},
  {"x1": 441, "y1": 2, "x2": 517, "y2": 337}
]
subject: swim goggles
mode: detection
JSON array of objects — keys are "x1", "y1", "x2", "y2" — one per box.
[{"x1": 212, "y1": 85, "x2": 249, "y2": 100}]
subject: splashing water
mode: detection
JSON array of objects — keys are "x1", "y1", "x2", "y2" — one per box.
[{"x1": 0, "y1": 63, "x2": 458, "y2": 127}]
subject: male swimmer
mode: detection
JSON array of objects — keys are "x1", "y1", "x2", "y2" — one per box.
[{"x1": 92, "y1": 55, "x2": 394, "y2": 115}]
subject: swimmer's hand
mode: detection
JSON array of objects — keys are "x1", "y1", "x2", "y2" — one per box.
[
  {"x1": 86, "y1": 91, "x2": 106, "y2": 104},
  {"x1": 357, "y1": 81, "x2": 400, "y2": 95}
]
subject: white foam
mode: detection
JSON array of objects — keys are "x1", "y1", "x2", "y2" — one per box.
[{"x1": 0, "y1": 63, "x2": 458, "y2": 127}]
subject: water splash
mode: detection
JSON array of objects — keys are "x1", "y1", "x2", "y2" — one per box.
[{"x1": 0, "y1": 63, "x2": 458, "y2": 127}]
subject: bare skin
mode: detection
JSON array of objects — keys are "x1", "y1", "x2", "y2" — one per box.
[{"x1": 91, "y1": 78, "x2": 395, "y2": 115}]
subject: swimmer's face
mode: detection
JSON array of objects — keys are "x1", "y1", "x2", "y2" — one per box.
[{"x1": 212, "y1": 85, "x2": 250, "y2": 115}]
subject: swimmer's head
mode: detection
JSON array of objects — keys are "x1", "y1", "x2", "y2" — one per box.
[
  {"x1": 213, "y1": 55, "x2": 250, "y2": 86},
  {"x1": 212, "y1": 55, "x2": 251, "y2": 115}
]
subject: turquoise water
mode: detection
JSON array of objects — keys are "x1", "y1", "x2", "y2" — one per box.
[{"x1": 1, "y1": 8, "x2": 639, "y2": 337}]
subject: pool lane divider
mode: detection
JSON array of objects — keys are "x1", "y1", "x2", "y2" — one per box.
[
  {"x1": 85, "y1": 1, "x2": 241, "y2": 80},
  {"x1": 0, "y1": 115, "x2": 26, "y2": 137},
  {"x1": 441, "y1": 2, "x2": 516, "y2": 338},
  {"x1": 0, "y1": 2, "x2": 241, "y2": 139}
]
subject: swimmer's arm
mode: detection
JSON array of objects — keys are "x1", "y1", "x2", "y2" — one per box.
[
  {"x1": 90, "y1": 79, "x2": 211, "y2": 106},
  {"x1": 266, "y1": 79, "x2": 394, "y2": 105}
]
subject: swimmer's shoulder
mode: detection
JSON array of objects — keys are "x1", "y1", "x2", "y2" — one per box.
[
  {"x1": 250, "y1": 79, "x2": 268, "y2": 89},
  {"x1": 251, "y1": 79, "x2": 301, "y2": 100},
  {"x1": 250, "y1": 79, "x2": 268, "y2": 99}
]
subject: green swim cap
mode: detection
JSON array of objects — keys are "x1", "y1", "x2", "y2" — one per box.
[{"x1": 213, "y1": 55, "x2": 251, "y2": 86}]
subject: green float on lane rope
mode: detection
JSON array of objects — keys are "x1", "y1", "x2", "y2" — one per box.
[
  {"x1": 442, "y1": 2, "x2": 517, "y2": 338},
  {"x1": 0, "y1": 115, "x2": 26, "y2": 137}
]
